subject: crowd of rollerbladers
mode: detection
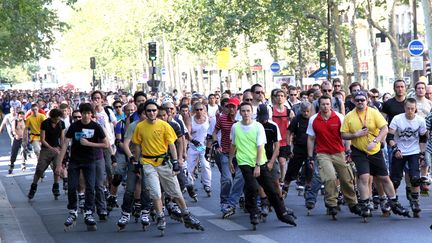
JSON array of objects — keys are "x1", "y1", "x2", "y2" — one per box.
[{"x1": 1, "y1": 77, "x2": 431, "y2": 234}]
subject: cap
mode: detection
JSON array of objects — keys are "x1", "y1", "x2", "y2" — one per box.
[
  {"x1": 226, "y1": 97, "x2": 240, "y2": 107},
  {"x1": 22, "y1": 99, "x2": 28, "y2": 103},
  {"x1": 256, "y1": 104, "x2": 269, "y2": 121},
  {"x1": 353, "y1": 90, "x2": 368, "y2": 99}
]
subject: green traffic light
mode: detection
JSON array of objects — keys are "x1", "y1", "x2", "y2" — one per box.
[{"x1": 320, "y1": 62, "x2": 326, "y2": 68}]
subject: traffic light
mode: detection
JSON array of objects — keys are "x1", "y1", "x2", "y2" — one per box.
[
  {"x1": 319, "y1": 51, "x2": 327, "y2": 69},
  {"x1": 90, "y1": 57, "x2": 96, "y2": 69},
  {"x1": 148, "y1": 42, "x2": 157, "y2": 61}
]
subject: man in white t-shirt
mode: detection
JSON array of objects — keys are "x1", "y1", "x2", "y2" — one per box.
[
  {"x1": 387, "y1": 98, "x2": 427, "y2": 217},
  {"x1": 90, "y1": 90, "x2": 117, "y2": 220}
]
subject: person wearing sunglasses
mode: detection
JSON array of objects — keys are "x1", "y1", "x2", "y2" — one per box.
[
  {"x1": 341, "y1": 90, "x2": 410, "y2": 220},
  {"x1": 131, "y1": 100, "x2": 205, "y2": 233},
  {"x1": 251, "y1": 83, "x2": 273, "y2": 120},
  {"x1": 185, "y1": 102, "x2": 212, "y2": 200},
  {"x1": 332, "y1": 78, "x2": 342, "y2": 93},
  {"x1": 311, "y1": 81, "x2": 345, "y2": 116},
  {"x1": 113, "y1": 100, "x2": 126, "y2": 121}
]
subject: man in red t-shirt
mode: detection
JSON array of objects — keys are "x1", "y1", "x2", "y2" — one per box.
[
  {"x1": 271, "y1": 89, "x2": 294, "y2": 185},
  {"x1": 306, "y1": 95, "x2": 361, "y2": 218}
]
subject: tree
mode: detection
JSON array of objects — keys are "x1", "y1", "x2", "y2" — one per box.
[{"x1": 0, "y1": 0, "x2": 75, "y2": 67}]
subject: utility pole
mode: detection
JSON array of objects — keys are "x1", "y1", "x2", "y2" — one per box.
[
  {"x1": 413, "y1": 0, "x2": 420, "y2": 84},
  {"x1": 327, "y1": 0, "x2": 332, "y2": 81}
]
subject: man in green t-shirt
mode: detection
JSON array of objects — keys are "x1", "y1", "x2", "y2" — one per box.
[{"x1": 229, "y1": 102, "x2": 296, "y2": 230}]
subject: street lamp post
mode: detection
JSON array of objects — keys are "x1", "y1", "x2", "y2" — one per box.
[{"x1": 327, "y1": 0, "x2": 332, "y2": 81}]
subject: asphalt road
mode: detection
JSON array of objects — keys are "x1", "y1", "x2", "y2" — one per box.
[{"x1": 0, "y1": 131, "x2": 432, "y2": 243}]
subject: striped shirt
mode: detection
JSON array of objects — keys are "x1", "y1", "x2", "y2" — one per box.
[{"x1": 215, "y1": 113, "x2": 237, "y2": 153}]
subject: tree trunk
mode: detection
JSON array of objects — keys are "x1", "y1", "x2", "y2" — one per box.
[
  {"x1": 368, "y1": 20, "x2": 379, "y2": 88},
  {"x1": 350, "y1": 0, "x2": 361, "y2": 84},
  {"x1": 421, "y1": 0, "x2": 432, "y2": 63},
  {"x1": 331, "y1": 2, "x2": 348, "y2": 82},
  {"x1": 296, "y1": 20, "x2": 304, "y2": 87},
  {"x1": 388, "y1": 1, "x2": 402, "y2": 80}
]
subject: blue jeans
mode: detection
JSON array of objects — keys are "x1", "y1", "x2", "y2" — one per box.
[
  {"x1": 215, "y1": 152, "x2": 244, "y2": 208},
  {"x1": 67, "y1": 162, "x2": 96, "y2": 211},
  {"x1": 95, "y1": 159, "x2": 107, "y2": 214},
  {"x1": 304, "y1": 158, "x2": 322, "y2": 204}
]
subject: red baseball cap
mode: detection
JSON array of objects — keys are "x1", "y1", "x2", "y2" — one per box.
[{"x1": 226, "y1": 97, "x2": 240, "y2": 107}]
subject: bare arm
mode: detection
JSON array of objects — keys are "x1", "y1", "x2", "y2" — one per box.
[
  {"x1": 168, "y1": 143, "x2": 178, "y2": 160},
  {"x1": 307, "y1": 136, "x2": 315, "y2": 157}
]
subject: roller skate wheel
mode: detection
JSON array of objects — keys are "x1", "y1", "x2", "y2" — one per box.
[
  {"x1": 143, "y1": 225, "x2": 149, "y2": 231},
  {"x1": 362, "y1": 217, "x2": 368, "y2": 223},
  {"x1": 87, "y1": 225, "x2": 97, "y2": 231},
  {"x1": 413, "y1": 212, "x2": 420, "y2": 218},
  {"x1": 331, "y1": 215, "x2": 337, "y2": 220},
  {"x1": 117, "y1": 226, "x2": 125, "y2": 232}
]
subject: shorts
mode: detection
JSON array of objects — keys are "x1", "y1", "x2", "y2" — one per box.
[
  {"x1": 143, "y1": 163, "x2": 183, "y2": 200},
  {"x1": 351, "y1": 146, "x2": 388, "y2": 176},
  {"x1": 35, "y1": 148, "x2": 58, "y2": 178},
  {"x1": 31, "y1": 140, "x2": 41, "y2": 155},
  {"x1": 279, "y1": 146, "x2": 291, "y2": 159}
]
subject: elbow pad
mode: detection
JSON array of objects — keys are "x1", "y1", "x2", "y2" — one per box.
[
  {"x1": 386, "y1": 133, "x2": 395, "y2": 144},
  {"x1": 420, "y1": 133, "x2": 427, "y2": 143}
]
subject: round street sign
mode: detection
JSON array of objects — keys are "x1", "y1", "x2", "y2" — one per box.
[
  {"x1": 270, "y1": 62, "x2": 281, "y2": 72},
  {"x1": 407, "y1": 40, "x2": 425, "y2": 56},
  {"x1": 161, "y1": 68, "x2": 167, "y2": 76}
]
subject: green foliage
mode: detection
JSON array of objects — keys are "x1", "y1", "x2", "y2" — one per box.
[{"x1": 0, "y1": 0, "x2": 75, "y2": 67}]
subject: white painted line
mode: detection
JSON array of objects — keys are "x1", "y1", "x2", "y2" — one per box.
[
  {"x1": 188, "y1": 206, "x2": 216, "y2": 216},
  {"x1": 207, "y1": 219, "x2": 248, "y2": 231},
  {"x1": 239, "y1": 234, "x2": 279, "y2": 243}
]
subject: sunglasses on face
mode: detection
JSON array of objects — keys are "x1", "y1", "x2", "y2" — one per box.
[
  {"x1": 355, "y1": 99, "x2": 366, "y2": 102},
  {"x1": 195, "y1": 108, "x2": 203, "y2": 111},
  {"x1": 146, "y1": 109, "x2": 157, "y2": 113},
  {"x1": 73, "y1": 116, "x2": 81, "y2": 119},
  {"x1": 115, "y1": 106, "x2": 122, "y2": 108},
  {"x1": 322, "y1": 89, "x2": 332, "y2": 92},
  {"x1": 244, "y1": 98, "x2": 253, "y2": 102},
  {"x1": 255, "y1": 91, "x2": 264, "y2": 95}
]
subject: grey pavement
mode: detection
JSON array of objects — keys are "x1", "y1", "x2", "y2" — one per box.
[{"x1": 0, "y1": 131, "x2": 432, "y2": 243}]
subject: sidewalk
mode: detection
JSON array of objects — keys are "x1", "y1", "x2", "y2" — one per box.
[{"x1": 0, "y1": 179, "x2": 26, "y2": 243}]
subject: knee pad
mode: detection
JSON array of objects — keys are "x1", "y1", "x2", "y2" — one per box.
[
  {"x1": 391, "y1": 179, "x2": 401, "y2": 190},
  {"x1": 410, "y1": 176, "x2": 421, "y2": 187},
  {"x1": 112, "y1": 174, "x2": 123, "y2": 187}
]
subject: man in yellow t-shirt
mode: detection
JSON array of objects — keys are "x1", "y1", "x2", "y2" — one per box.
[
  {"x1": 131, "y1": 100, "x2": 204, "y2": 232},
  {"x1": 25, "y1": 104, "x2": 47, "y2": 158},
  {"x1": 341, "y1": 90, "x2": 410, "y2": 219}
]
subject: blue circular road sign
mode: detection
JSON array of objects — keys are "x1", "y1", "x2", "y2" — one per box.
[
  {"x1": 270, "y1": 62, "x2": 281, "y2": 72},
  {"x1": 408, "y1": 40, "x2": 425, "y2": 56}
]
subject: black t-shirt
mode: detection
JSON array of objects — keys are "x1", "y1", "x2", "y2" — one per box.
[
  {"x1": 262, "y1": 121, "x2": 279, "y2": 160},
  {"x1": 41, "y1": 118, "x2": 65, "y2": 148},
  {"x1": 66, "y1": 120, "x2": 106, "y2": 163},
  {"x1": 168, "y1": 120, "x2": 183, "y2": 138},
  {"x1": 288, "y1": 114, "x2": 309, "y2": 148},
  {"x1": 345, "y1": 100, "x2": 355, "y2": 114},
  {"x1": 382, "y1": 97, "x2": 405, "y2": 123}
]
